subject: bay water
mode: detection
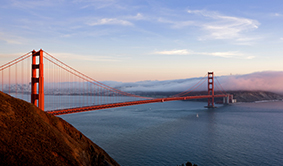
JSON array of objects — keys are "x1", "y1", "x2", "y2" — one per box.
[{"x1": 59, "y1": 100, "x2": 283, "y2": 166}]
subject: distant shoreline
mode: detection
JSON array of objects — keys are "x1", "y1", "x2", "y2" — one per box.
[{"x1": 129, "y1": 90, "x2": 283, "y2": 103}]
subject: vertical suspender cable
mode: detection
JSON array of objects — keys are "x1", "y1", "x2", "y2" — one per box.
[
  {"x1": 2, "y1": 70, "x2": 3, "y2": 91},
  {"x1": 67, "y1": 69, "x2": 69, "y2": 109},
  {"x1": 93, "y1": 83, "x2": 95, "y2": 105},
  {"x1": 52, "y1": 58, "x2": 54, "y2": 110},
  {"x1": 69, "y1": 71, "x2": 71, "y2": 109},
  {"x1": 57, "y1": 61, "x2": 59, "y2": 109},
  {"x1": 87, "y1": 81, "x2": 88, "y2": 106},
  {"x1": 21, "y1": 59, "x2": 23, "y2": 100},
  {"x1": 80, "y1": 75, "x2": 82, "y2": 106},
  {"x1": 15, "y1": 63, "x2": 17, "y2": 97},
  {"x1": 83, "y1": 79, "x2": 85, "y2": 107},
  {"x1": 9, "y1": 67, "x2": 10, "y2": 94},
  {"x1": 71, "y1": 71, "x2": 73, "y2": 108},
  {"x1": 28, "y1": 56, "x2": 30, "y2": 101},
  {"x1": 103, "y1": 88, "x2": 104, "y2": 104},
  {"x1": 54, "y1": 60, "x2": 55, "y2": 110},
  {"x1": 59, "y1": 62, "x2": 61, "y2": 109},
  {"x1": 95, "y1": 83, "x2": 96, "y2": 105}
]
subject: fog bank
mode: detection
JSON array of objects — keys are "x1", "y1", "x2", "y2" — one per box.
[{"x1": 102, "y1": 71, "x2": 283, "y2": 94}]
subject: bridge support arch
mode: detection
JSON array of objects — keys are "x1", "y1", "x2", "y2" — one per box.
[{"x1": 31, "y1": 49, "x2": 44, "y2": 111}]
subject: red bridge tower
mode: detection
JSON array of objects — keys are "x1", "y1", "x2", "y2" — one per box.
[
  {"x1": 31, "y1": 49, "x2": 44, "y2": 111},
  {"x1": 207, "y1": 72, "x2": 215, "y2": 108}
]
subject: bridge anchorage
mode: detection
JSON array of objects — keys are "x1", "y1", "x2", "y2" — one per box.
[{"x1": 0, "y1": 49, "x2": 233, "y2": 115}]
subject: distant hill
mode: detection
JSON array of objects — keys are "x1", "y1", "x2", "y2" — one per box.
[
  {"x1": 226, "y1": 91, "x2": 283, "y2": 102},
  {"x1": 0, "y1": 92, "x2": 120, "y2": 166},
  {"x1": 129, "y1": 90, "x2": 283, "y2": 103}
]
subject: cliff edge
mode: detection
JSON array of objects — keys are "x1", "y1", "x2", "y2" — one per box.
[{"x1": 0, "y1": 92, "x2": 120, "y2": 166}]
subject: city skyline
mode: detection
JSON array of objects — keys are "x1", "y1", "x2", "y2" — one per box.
[{"x1": 1, "y1": 0, "x2": 283, "y2": 82}]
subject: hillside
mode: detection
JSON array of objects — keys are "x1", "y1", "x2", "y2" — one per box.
[{"x1": 0, "y1": 92, "x2": 120, "y2": 166}]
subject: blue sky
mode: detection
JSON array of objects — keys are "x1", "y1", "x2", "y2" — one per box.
[{"x1": 1, "y1": 0, "x2": 283, "y2": 82}]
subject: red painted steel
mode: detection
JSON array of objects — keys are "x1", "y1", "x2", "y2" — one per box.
[
  {"x1": 172, "y1": 74, "x2": 207, "y2": 97},
  {"x1": 47, "y1": 94, "x2": 228, "y2": 116},
  {"x1": 0, "y1": 51, "x2": 32, "y2": 97},
  {"x1": 31, "y1": 51, "x2": 37, "y2": 106},
  {"x1": 0, "y1": 52, "x2": 31, "y2": 71},
  {"x1": 1, "y1": 50, "x2": 230, "y2": 115},
  {"x1": 31, "y1": 49, "x2": 44, "y2": 111},
  {"x1": 207, "y1": 72, "x2": 214, "y2": 108}
]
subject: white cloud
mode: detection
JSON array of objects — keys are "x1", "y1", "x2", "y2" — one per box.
[
  {"x1": 0, "y1": 33, "x2": 23, "y2": 44},
  {"x1": 156, "y1": 9, "x2": 259, "y2": 44},
  {"x1": 126, "y1": 13, "x2": 145, "y2": 20},
  {"x1": 0, "y1": 38, "x2": 22, "y2": 45},
  {"x1": 205, "y1": 51, "x2": 255, "y2": 59},
  {"x1": 158, "y1": 18, "x2": 194, "y2": 29},
  {"x1": 187, "y1": 9, "x2": 259, "y2": 42},
  {"x1": 273, "y1": 13, "x2": 283, "y2": 17},
  {"x1": 86, "y1": 13, "x2": 145, "y2": 27},
  {"x1": 73, "y1": 0, "x2": 121, "y2": 10},
  {"x1": 154, "y1": 49, "x2": 255, "y2": 59},
  {"x1": 87, "y1": 18, "x2": 133, "y2": 26},
  {"x1": 154, "y1": 49, "x2": 191, "y2": 55}
]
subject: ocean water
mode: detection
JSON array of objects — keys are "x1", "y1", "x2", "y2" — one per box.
[{"x1": 59, "y1": 100, "x2": 283, "y2": 166}]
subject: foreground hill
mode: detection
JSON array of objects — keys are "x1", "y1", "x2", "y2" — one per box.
[{"x1": 0, "y1": 92, "x2": 120, "y2": 166}]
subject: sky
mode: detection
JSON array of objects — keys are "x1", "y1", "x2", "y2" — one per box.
[{"x1": 1, "y1": 0, "x2": 283, "y2": 82}]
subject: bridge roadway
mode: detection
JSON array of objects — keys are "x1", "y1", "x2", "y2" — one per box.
[{"x1": 46, "y1": 94, "x2": 228, "y2": 116}]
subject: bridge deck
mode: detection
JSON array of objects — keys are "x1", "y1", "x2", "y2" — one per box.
[{"x1": 46, "y1": 94, "x2": 227, "y2": 115}]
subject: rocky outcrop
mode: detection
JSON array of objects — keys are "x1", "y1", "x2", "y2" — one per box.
[{"x1": 0, "y1": 92, "x2": 120, "y2": 166}]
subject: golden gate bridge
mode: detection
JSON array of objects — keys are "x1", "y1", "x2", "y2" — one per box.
[{"x1": 0, "y1": 49, "x2": 232, "y2": 116}]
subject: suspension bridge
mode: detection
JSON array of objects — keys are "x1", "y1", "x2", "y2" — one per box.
[{"x1": 0, "y1": 49, "x2": 232, "y2": 116}]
